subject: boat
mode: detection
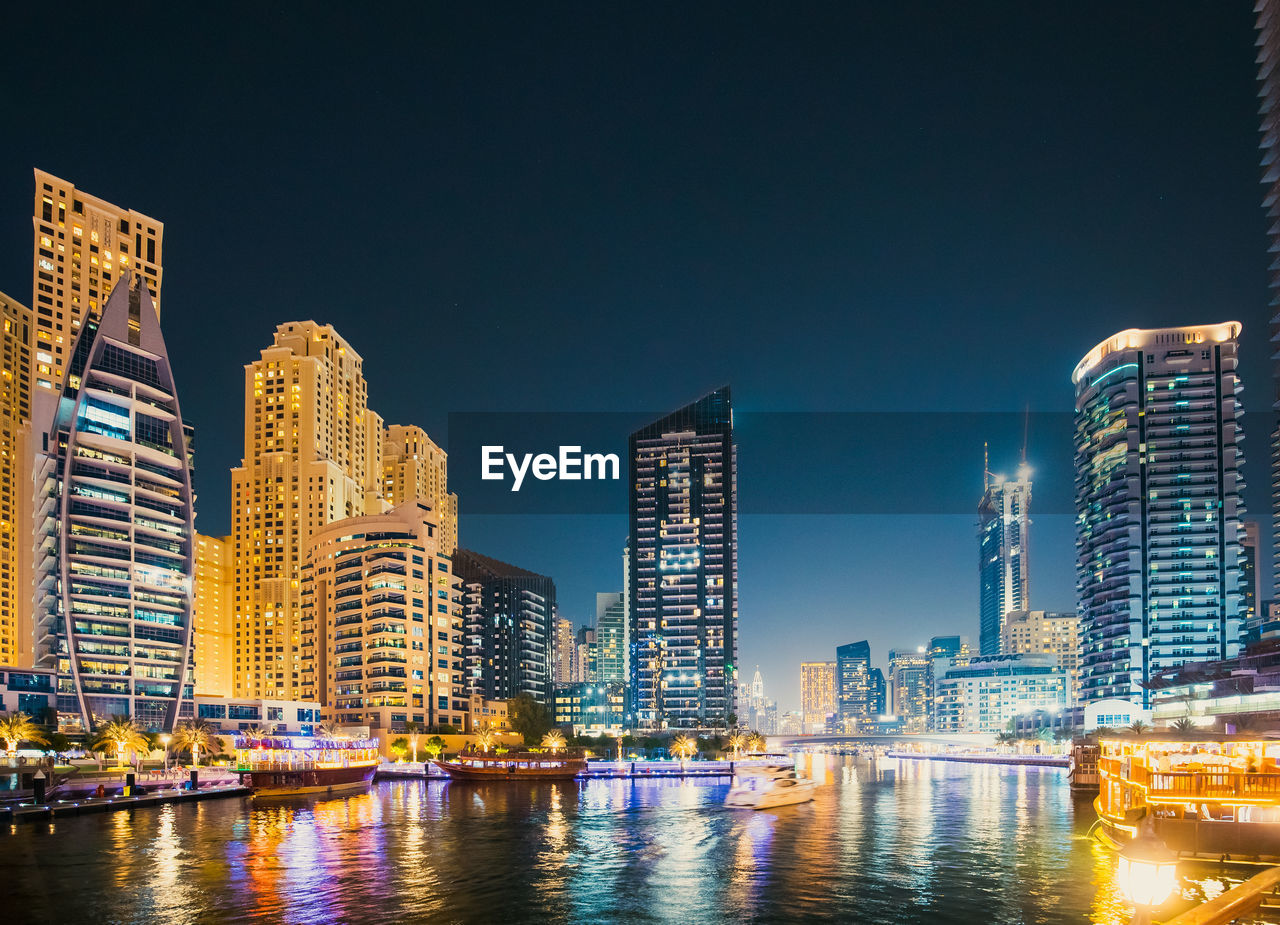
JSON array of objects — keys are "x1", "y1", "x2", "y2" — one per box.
[
  {"x1": 234, "y1": 734, "x2": 379, "y2": 798},
  {"x1": 1068, "y1": 742, "x2": 1100, "y2": 795},
  {"x1": 433, "y1": 748, "x2": 587, "y2": 780},
  {"x1": 1093, "y1": 732, "x2": 1280, "y2": 859},
  {"x1": 725, "y1": 765, "x2": 816, "y2": 809}
]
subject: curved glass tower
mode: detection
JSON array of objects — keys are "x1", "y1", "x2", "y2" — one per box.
[
  {"x1": 1072, "y1": 323, "x2": 1245, "y2": 708},
  {"x1": 32, "y1": 276, "x2": 194, "y2": 732}
]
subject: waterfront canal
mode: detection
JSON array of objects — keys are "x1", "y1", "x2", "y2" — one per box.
[{"x1": 0, "y1": 755, "x2": 1261, "y2": 923}]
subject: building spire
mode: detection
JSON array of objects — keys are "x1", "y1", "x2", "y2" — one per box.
[{"x1": 983, "y1": 441, "x2": 990, "y2": 490}]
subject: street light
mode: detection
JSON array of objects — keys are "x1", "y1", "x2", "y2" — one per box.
[
  {"x1": 160, "y1": 734, "x2": 171, "y2": 774},
  {"x1": 1116, "y1": 818, "x2": 1179, "y2": 925}
]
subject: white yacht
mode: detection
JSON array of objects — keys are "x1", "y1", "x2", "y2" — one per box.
[{"x1": 725, "y1": 765, "x2": 816, "y2": 809}]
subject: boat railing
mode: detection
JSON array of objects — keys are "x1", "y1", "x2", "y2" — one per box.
[
  {"x1": 1164, "y1": 866, "x2": 1280, "y2": 925},
  {"x1": 1147, "y1": 771, "x2": 1280, "y2": 801}
]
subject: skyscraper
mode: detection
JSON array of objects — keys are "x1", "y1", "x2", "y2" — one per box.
[
  {"x1": 978, "y1": 456, "x2": 1031, "y2": 656},
  {"x1": 230, "y1": 322, "x2": 385, "y2": 701},
  {"x1": 628, "y1": 387, "x2": 737, "y2": 730},
  {"x1": 1241, "y1": 520, "x2": 1261, "y2": 637},
  {"x1": 301, "y1": 500, "x2": 467, "y2": 734},
  {"x1": 30, "y1": 170, "x2": 163, "y2": 397},
  {"x1": 382, "y1": 424, "x2": 458, "y2": 555},
  {"x1": 887, "y1": 647, "x2": 929, "y2": 732},
  {"x1": 554, "y1": 615, "x2": 575, "y2": 684},
  {"x1": 836, "y1": 641, "x2": 877, "y2": 732},
  {"x1": 800, "y1": 661, "x2": 836, "y2": 732},
  {"x1": 925, "y1": 635, "x2": 970, "y2": 731},
  {"x1": 999, "y1": 611, "x2": 1080, "y2": 707},
  {"x1": 31, "y1": 277, "x2": 194, "y2": 731},
  {"x1": 0, "y1": 291, "x2": 33, "y2": 667},
  {"x1": 1254, "y1": 1, "x2": 1280, "y2": 595},
  {"x1": 455, "y1": 549, "x2": 556, "y2": 703},
  {"x1": 595, "y1": 592, "x2": 627, "y2": 684},
  {"x1": 1073, "y1": 323, "x2": 1246, "y2": 707},
  {"x1": 193, "y1": 534, "x2": 233, "y2": 697}
]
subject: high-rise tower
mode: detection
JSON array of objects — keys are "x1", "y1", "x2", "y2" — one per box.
[
  {"x1": 1255, "y1": 0, "x2": 1280, "y2": 595},
  {"x1": 628, "y1": 387, "x2": 738, "y2": 730},
  {"x1": 978, "y1": 451, "x2": 1032, "y2": 656},
  {"x1": 230, "y1": 322, "x2": 384, "y2": 700},
  {"x1": 31, "y1": 277, "x2": 195, "y2": 731},
  {"x1": 382, "y1": 424, "x2": 458, "y2": 555},
  {"x1": 30, "y1": 171, "x2": 163, "y2": 396},
  {"x1": 1073, "y1": 323, "x2": 1245, "y2": 707},
  {"x1": 0, "y1": 292, "x2": 33, "y2": 666}
]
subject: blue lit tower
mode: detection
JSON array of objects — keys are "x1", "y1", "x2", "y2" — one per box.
[
  {"x1": 1073, "y1": 324, "x2": 1245, "y2": 707},
  {"x1": 31, "y1": 276, "x2": 196, "y2": 731},
  {"x1": 628, "y1": 387, "x2": 737, "y2": 730},
  {"x1": 978, "y1": 448, "x2": 1032, "y2": 656}
]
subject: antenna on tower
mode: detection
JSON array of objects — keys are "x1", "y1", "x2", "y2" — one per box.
[
  {"x1": 983, "y1": 441, "x2": 990, "y2": 490},
  {"x1": 1021, "y1": 405, "x2": 1030, "y2": 466}
]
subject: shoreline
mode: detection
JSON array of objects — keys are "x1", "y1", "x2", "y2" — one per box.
[{"x1": 2, "y1": 784, "x2": 250, "y2": 824}]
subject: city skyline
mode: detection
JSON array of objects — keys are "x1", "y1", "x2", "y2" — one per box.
[{"x1": 0, "y1": 5, "x2": 1273, "y2": 717}]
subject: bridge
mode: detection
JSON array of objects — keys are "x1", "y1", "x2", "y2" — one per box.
[{"x1": 767, "y1": 733, "x2": 997, "y2": 749}]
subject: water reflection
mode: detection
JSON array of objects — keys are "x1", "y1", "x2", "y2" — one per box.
[{"x1": 6, "y1": 756, "x2": 1278, "y2": 923}]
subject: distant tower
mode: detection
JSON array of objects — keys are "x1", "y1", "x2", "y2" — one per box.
[{"x1": 978, "y1": 446, "x2": 1032, "y2": 656}]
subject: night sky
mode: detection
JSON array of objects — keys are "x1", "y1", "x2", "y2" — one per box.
[{"x1": 0, "y1": 4, "x2": 1270, "y2": 713}]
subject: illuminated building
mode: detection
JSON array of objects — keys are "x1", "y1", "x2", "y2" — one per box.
[
  {"x1": 932, "y1": 654, "x2": 1067, "y2": 734},
  {"x1": 553, "y1": 681, "x2": 626, "y2": 736},
  {"x1": 31, "y1": 277, "x2": 195, "y2": 731},
  {"x1": 554, "y1": 615, "x2": 575, "y2": 683},
  {"x1": 1073, "y1": 323, "x2": 1246, "y2": 707},
  {"x1": 0, "y1": 292, "x2": 33, "y2": 667},
  {"x1": 595, "y1": 592, "x2": 627, "y2": 684},
  {"x1": 382, "y1": 424, "x2": 458, "y2": 555},
  {"x1": 978, "y1": 457, "x2": 1032, "y2": 655},
  {"x1": 301, "y1": 500, "x2": 467, "y2": 737},
  {"x1": 1255, "y1": 2, "x2": 1280, "y2": 598},
  {"x1": 193, "y1": 534, "x2": 234, "y2": 697},
  {"x1": 30, "y1": 170, "x2": 162, "y2": 396},
  {"x1": 800, "y1": 660, "x2": 836, "y2": 733},
  {"x1": 999, "y1": 610, "x2": 1081, "y2": 706},
  {"x1": 629, "y1": 387, "x2": 738, "y2": 730},
  {"x1": 1242, "y1": 520, "x2": 1262, "y2": 638},
  {"x1": 887, "y1": 648, "x2": 930, "y2": 733},
  {"x1": 836, "y1": 641, "x2": 883, "y2": 732},
  {"x1": 455, "y1": 549, "x2": 556, "y2": 703},
  {"x1": 926, "y1": 635, "x2": 970, "y2": 731},
  {"x1": 231, "y1": 321, "x2": 384, "y2": 701}
]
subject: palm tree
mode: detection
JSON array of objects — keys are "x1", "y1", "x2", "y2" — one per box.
[
  {"x1": 90, "y1": 716, "x2": 151, "y2": 768},
  {"x1": 747, "y1": 733, "x2": 765, "y2": 755},
  {"x1": 317, "y1": 720, "x2": 346, "y2": 739},
  {"x1": 671, "y1": 734, "x2": 697, "y2": 769},
  {"x1": 1171, "y1": 717, "x2": 1197, "y2": 735},
  {"x1": 1128, "y1": 719, "x2": 1149, "y2": 735},
  {"x1": 541, "y1": 730, "x2": 566, "y2": 754},
  {"x1": 727, "y1": 732, "x2": 746, "y2": 759},
  {"x1": 172, "y1": 719, "x2": 221, "y2": 768},
  {"x1": 0, "y1": 711, "x2": 49, "y2": 759},
  {"x1": 475, "y1": 728, "x2": 496, "y2": 754},
  {"x1": 242, "y1": 723, "x2": 275, "y2": 745}
]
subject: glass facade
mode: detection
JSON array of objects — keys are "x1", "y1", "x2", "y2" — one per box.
[
  {"x1": 628, "y1": 388, "x2": 737, "y2": 731},
  {"x1": 32, "y1": 278, "x2": 195, "y2": 731},
  {"x1": 1073, "y1": 324, "x2": 1245, "y2": 707}
]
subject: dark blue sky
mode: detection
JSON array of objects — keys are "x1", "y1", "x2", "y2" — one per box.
[{"x1": 0, "y1": 3, "x2": 1270, "y2": 712}]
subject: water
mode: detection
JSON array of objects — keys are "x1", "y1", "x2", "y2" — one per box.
[{"x1": 0, "y1": 755, "x2": 1245, "y2": 923}]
